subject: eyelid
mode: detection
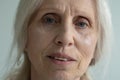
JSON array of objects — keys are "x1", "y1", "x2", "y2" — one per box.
[
  {"x1": 42, "y1": 13, "x2": 61, "y2": 22},
  {"x1": 74, "y1": 16, "x2": 91, "y2": 27}
]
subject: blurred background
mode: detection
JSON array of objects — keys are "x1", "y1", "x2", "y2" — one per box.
[{"x1": 0, "y1": 0, "x2": 120, "y2": 80}]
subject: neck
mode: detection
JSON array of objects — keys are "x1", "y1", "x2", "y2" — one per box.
[{"x1": 31, "y1": 66, "x2": 41, "y2": 80}]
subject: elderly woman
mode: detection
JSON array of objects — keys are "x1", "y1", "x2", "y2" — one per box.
[{"x1": 3, "y1": 0, "x2": 112, "y2": 80}]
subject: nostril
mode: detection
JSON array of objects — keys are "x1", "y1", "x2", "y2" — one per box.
[
  {"x1": 55, "y1": 36, "x2": 73, "y2": 46},
  {"x1": 57, "y1": 41, "x2": 62, "y2": 44},
  {"x1": 57, "y1": 40, "x2": 73, "y2": 46},
  {"x1": 69, "y1": 43, "x2": 72, "y2": 46}
]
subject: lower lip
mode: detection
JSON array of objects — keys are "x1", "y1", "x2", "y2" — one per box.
[{"x1": 48, "y1": 58, "x2": 75, "y2": 65}]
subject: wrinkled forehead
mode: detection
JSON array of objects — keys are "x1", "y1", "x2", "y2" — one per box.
[
  {"x1": 29, "y1": 0, "x2": 97, "y2": 28},
  {"x1": 39, "y1": 0, "x2": 96, "y2": 13},
  {"x1": 37, "y1": 0, "x2": 97, "y2": 26}
]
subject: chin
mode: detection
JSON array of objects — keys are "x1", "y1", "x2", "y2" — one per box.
[{"x1": 48, "y1": 71, "x2": 80, "y2": 80}]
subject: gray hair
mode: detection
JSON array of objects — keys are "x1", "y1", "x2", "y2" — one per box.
[{"x1": 2, "y1": 0, "x2": 112, "y2": 80}]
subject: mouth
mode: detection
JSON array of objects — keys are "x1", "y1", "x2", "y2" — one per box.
[{"x1": 46, "y1": 53, "x2": 76, "y2": 65}]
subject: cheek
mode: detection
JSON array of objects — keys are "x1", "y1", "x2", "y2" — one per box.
[
  {"x1": 26, "y1": 29, "x2": 43, "y2": 69},
  {"x1": 77, "y1": 34, "x2": 97, "y2": 59},
  {"x1": 84, "y1": 36, "x2": 97, "y2": 55},
  {"x1": 26, "y1": 24, "x2": 54, "y2": 54},
  {"x1": 75, "y1": 35, "x2": 97, "y2": 75},
  {"x1": 76, "y1": 34, "x2": 97, "y2": 66},
  {"x1": 26, "y1": 25, "x2": 53, "y2": 67},
  {"x1": 27, "y1": 28, "x2": 45, "y2": 51}
]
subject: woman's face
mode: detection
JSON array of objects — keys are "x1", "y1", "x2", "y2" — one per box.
[{"x1": 26, "y1": 0, "x2": 98, "y2": 80}]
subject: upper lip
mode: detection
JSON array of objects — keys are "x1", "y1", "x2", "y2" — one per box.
[{"x1": 47, "y1": 53, "x2": 76, "y2": 61}]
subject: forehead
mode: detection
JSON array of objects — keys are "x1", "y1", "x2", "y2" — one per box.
[
  {"x1": 38, "y1": 0, "x2": 96, "y2": 26},
  {"x1": 39, "y1": 0, "x2": 96, "y2": 14}
]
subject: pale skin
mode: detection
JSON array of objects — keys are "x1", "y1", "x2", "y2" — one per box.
[{"x1": 25, "y1": 0, "x2": 98, "y2": 80}]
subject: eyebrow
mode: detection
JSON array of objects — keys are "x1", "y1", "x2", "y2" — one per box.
[
  {"x1": 39, "y1": 5, "x2": 65, "y2": 14},
  {"x1": 73, "y1": 9, "x2": 94, "y2": 26},
  {"x1": 38, "y1": 6, "x2": 95, "y2": 26}
]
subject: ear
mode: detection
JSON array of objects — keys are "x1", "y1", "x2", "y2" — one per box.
[
  {"x1": 24, "y1": 41, "x2": 28, "y2": 54},
  {"x1": 89, "y1": 58, "x2": 95, "y2": 66},
  {"x1": 24, "y1": 36, "x2": 29, "y2": 53}
]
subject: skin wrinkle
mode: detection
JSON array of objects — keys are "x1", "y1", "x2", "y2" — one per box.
[
  {"x1": 26, "y1": 0, "x2": 98, "y2": 80},
  {"x1": 37, "y1": 0, "x2": 96, "y2": 28},
  {"x1": 38, "y1": 7, "x2": 94, "y2": 28}
]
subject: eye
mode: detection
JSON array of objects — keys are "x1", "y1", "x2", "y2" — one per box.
[
  {"x1": 76, "y1": 21, "x2": 88, "y2": 28},
  {"x1": 41, "y1": 13, "x2": 60, "y2": 25},
  {"x1": 74, "y1": 17, "x2": 89, "y2": 29}
]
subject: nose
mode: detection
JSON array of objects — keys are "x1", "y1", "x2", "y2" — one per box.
[{"x1": 55, "y1": 28, "x2": 74, "y2": 47}]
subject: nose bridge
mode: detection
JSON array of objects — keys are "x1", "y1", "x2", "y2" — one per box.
[
  {"x1": 55, "y1": 23, "x2": 74, "y2": 46},
  {"x1": 60, "y1": 26, "x2": 73, "y2": 39}
]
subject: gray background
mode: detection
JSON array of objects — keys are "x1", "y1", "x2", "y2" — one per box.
[{"x1": 0, "y1": 0, "x2": 120, "y2": 80}]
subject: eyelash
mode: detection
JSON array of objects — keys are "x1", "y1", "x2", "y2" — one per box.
[
  {"x1": 74, "y1": 17, "x2": 89, "y2": 29},
  {"x1": 41, "y1": 13, "x2": 90, "y2": 29},
  {"x1": 42, "y1": 13, "x2": 59, "y2": 25}
]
